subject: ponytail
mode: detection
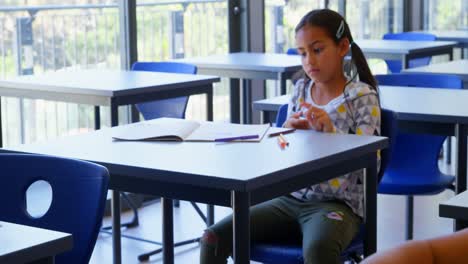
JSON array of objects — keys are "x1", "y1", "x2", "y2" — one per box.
[{"x1": 350, "y1": 42, "x2": 377, "y2": 89}]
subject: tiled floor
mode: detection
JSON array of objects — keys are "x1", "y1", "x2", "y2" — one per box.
[{"x1": 90, "y1": 154, "x2": 457, "y2": 263}]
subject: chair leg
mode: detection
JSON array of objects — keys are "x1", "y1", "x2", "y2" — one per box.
[
  {"x1": 446, "y1": 137, "x2": 452, "y2": 164},
  {"x1": 406, "y1": 196, "x2": 413, "y2": 240},
  {"x1": 101, "y1": 192, "x2": 139, "y2": 230},
  {"x1": 137, "y1": 204, "x2": 215, "y2": 262}
]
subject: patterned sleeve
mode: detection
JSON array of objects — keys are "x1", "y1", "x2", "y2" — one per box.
[
  {"x1": 286, "y1": 78, "x2": 305, "y2": 120},
  {"x1": 351, "y1": 92, "x2": 381, "y2": 137}
]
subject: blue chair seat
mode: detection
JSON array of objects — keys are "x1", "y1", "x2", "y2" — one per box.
[
  {"x1": 379, "y1": 172, "x2": 454, "y2": 195},
  {"x1": 251, "y1": 226, "x2": 364, "y2": 263}
]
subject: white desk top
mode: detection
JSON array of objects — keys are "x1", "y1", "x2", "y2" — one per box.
[
  {"x1": 0, "y1": 69, "x2": 219, "y2": 97},
  {"x1": 355, "y1": 39, "x2": 456, "y2": 54},
  {"x1": 176, "y1": 52, "x2": 302, "y2": 72},
  {"x1": 2, "y1": 126, "x2": 386, "y2": 191},
  {"x1": 412, "y1": 30, "x2": 468, "y2": 43},
  {"x1": 253, "y1": 85, "x2": 468, "y2": 124},
  {"x1": 404, "y1": 60, "x2": 468, "y2": 80},
  {"x1": 0, "y1": 221, "x2": 72, "y2": 263}
]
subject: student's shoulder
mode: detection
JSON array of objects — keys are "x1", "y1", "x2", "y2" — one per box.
[{"x1": 346, "y1": 81, "x2": 378, "y2": 100}]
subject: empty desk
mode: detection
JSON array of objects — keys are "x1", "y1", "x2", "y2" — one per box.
[
  {"x1": 177, "y1": 52, "x2": 302, "y2": 124},
  {"x1": 0, "y1": 69, "x2": 220, "y2": 147},
  {"x1": 404, "y1": 60, "x2": 468, "y2": 87},
  {"x1": 356, "y1": 39, "x2": 456, "y2": 69},
  {"x1": 0, "y1": 221, "x2": 72, "y2": 264},
  {"x1": 439, "y1": 190, "x2": 468, "y2": 230}
]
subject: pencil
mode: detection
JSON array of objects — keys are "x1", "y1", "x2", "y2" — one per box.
[
  {"x1": 278, "y1": 133, "x2": 289, "y2": 146},
  {"x1": 268, "y1": 128, "x2": 296, "y2": 137},
  {"x1": 277, "y1": 133, "x2": 289, "y2": 148}
]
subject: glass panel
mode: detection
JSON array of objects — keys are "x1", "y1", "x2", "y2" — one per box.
[
  {"x1": 424, "y1": 0, "x2": 467, "y2": 30},
  {"x1": 0, "y1": 2, "x2": 122, "y2": 146},
  {"x1": 135, "y1": 0, "x2": 229, "y2": 122}
]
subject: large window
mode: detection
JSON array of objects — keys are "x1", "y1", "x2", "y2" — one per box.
[
  {"x1": 1, "y1": 1, "x2": 122, "y2": 146},
  {"x1": 263, "y1": 0, "x2": 403, "y2": 87},
  {"x1": 135, "y1": 0, "x2": 229, "y2": 122},
  {"x1": 0, "y1": 0, "x2": 230, "y2": 146},
  {"x1": 424, "y1": 0, "x2": 467, "y2": 30}
]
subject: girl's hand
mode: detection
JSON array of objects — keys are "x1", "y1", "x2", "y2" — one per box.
[
  {"x1": 301, "y1": 103, "x2": 335, "y2": 133},
  {"x1": 283, "y1": 111, "x2": 310, "y2": 129}
]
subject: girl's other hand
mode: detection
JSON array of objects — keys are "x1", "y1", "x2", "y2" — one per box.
[
  {"x1": 303, "y1": 104, "x2": 335, "y2": 133},
  {"x1": 283, "y1": 112, "x2": 310, "y2": 129}
]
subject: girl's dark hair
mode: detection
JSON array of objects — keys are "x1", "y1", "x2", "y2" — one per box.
[{"x1": 294, "y1": 9, "x2": 377, "y2": 90}]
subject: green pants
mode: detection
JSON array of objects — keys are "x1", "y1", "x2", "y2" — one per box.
[{"x1": 200, "y1": 195, "x2": 361, "y2": 264}]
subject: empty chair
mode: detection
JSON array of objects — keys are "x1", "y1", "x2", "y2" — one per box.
[
  {"x1": 0, "y1": 153, "x2": 109, "y2": 264},
  {"x1": 132, "y1": 61, "x2": 197, "y2": 120},
  {"x1": 383, "y1": 32, "x2": 436, "y2": 73},
  {"x1": 375, "y1": 73, "x2": 462, "y2": 240},
  {"x1": 286, "y1": 48, "x2": 298, "y2": 55},
  {"x1": 251, "y1": 108, "x2": 398, "y2": 263}
]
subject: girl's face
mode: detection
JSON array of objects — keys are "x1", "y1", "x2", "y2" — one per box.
[{"x1": 295, "y1": 24, "x2": 349, "y2": 83}]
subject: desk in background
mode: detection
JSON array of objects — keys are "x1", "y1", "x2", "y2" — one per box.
[
  {"x1": 1, "y1": 125, "x2": 387, "y2": 264},
  {"x1": 355, "y1": 39, "x2": 456, "y2": 69},
  {"x1": 404, "y1": 60, "x2": 468, "y2": 87},
  {"x1": 176, "y1": 52, "x2": 302, "y2": 124},
  {"x1": 411, "y1": 30, "x2": 468, "y2": 57},
  {"x1": 0, "y1": 221, "x2": 72, "y2": 264},
  {"x1": 439, "y1": 190, "x2": 468, "y2": 230},
  {"x1": 0, "y1": 69, "x2": 220, "y2": 147}
]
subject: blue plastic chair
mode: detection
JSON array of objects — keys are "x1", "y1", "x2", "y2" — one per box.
[
  {"x1": 131, "y1": 61, "x2": 197, "y2": 120},
  {"x1": 251, "y1": 108, "x2": 398, "y2": 263},
  {"x1": 0, "y1": 153, "x2": 109, "y2": 264},
  {"x1": 383, "y1": 32, "x2": 436, "y2": 73},
  {"x1": 275, "y1": 103, "x2": 289, "y2": 127},
  {"x1": 286, "y1": 48, "x2": 298, "y2": 55},
  {"x1": 376, "y1": 73, "x2": 462, "y2": 240}
]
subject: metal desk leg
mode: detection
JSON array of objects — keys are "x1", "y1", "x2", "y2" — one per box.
[
  {"x1": 364, "y1": 154, "x2": 377, "y2": 257},
  {"x1": 207, "y1": 88, "x2": 214, "y2": 121},
  {"x1": 230, "y1": 79, "x2": 241, "y2": 124},
  {"x1": 278, "y1": 73, "x2": 287, "y2": 95},
  {"x1": 94, "y1": 106, "x2": 101, "y2": 130},
  {"x1": 232, "y1": 191, "x2": 250, "y2": 264},
  {"x1": 162, "y1": 197, "x2": 174, "y2": 264},
  {"x1": 455, "y1": 124, "x2": 468, "y2": 231},
  {"x1": 402, "y1": 55, "x2": 409, "y2": 70},
  {"x1": 0, "y1": 96, "x2": 3, "y2": 148},
  {"x1": 112, "y1": 190, "x2": 122, "y2": 264},
  {"x1": 242, "y1": 79, "x2": 252, "y2": 124}
]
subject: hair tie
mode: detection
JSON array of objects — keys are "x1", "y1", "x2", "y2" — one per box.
[{"x1": 336, "y1": 20, "x2": 345, "y2": 39}]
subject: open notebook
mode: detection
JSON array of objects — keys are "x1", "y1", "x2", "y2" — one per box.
[{"x1": 112, "y1": 118, "x2": 271, "y2": 142}]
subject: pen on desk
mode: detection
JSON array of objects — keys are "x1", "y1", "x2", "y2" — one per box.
[
  {"x1": 277, "y1": 133, "x2": 289, "y2": 148},
  {"x1": 268, "y1": 128, "x2": 296, "y2": 137},
  {"x1": 214, "y1": 134, "x2": 259, "y2": 142}
]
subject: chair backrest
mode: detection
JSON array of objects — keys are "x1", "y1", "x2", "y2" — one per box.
[
  {"x1": 275, "y1": 104, "x2": 289, "y2": 127},
  {"x1": 131, "y1": 61, "x2": 197, "y2": 120},
  {"x1": 286, "y1": 48, "x2": 298, "y2": 55},
  {"x1": 375, "y1": 73, "x2": 463, "y2": 89},
  {"x1": 376, "y1": 73, "x2": 462, "y2": 195},
  {"x1": 382, "y1": 32, "x2": 436, "y2": 73},
  {"x1": 0, "y1": 154, "x2": 109, "y2": 264}
]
